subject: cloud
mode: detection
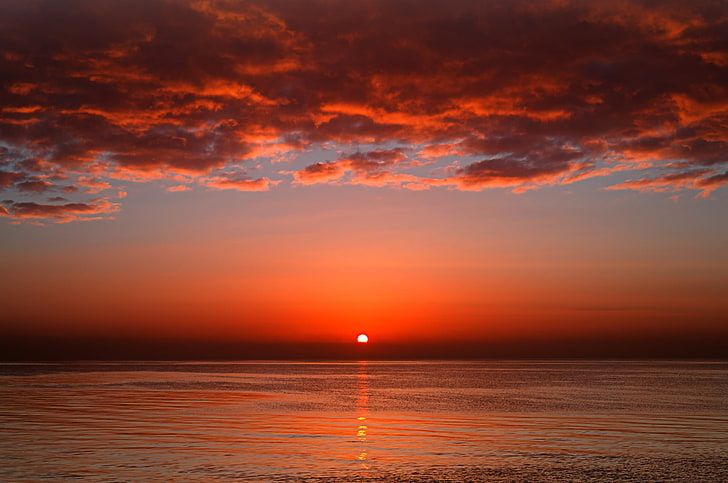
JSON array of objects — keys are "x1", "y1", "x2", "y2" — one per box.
[
  {"x1": 0, "y1": 171, "x2": 24, "y2": 188},
  {"x1": 696, "y1": 171, "x2": 728, "y2": 189},
  {"x1": 0, "y1": 199, "x2": 120, "y2": 223},
  {"x1": 1, "y1": 0, "x2": 727, "y2": 222},
  {"x1": 166, "y1": 185, "x2": 192, "y2": 192},
  {"x1": 76, "y1": 176, "x2": 113, "y2": 193},
  {"x1": 199, "y1": 172, "x2": 274, "y2": 191},
  {"x1": 293, "y1": 161, "x2": 347, "y2": 184},
  {"x1": 293, "y1": 148, "x2": 413, "y2": 186},
  {"x1": 15, "y1": 180, "x2": 54, "y2": 193},
  {"x1": 607, "y1": 169, "x2": 728, "y2": 197}
]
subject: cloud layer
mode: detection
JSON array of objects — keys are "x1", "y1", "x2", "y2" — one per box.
[{"x1": 1, "y1": 0, "x2": 726, "y2": 222}]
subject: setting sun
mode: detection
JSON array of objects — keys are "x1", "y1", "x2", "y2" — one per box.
[{"x1": 357, "y1": 334, "x2": 369, "y2": 344}]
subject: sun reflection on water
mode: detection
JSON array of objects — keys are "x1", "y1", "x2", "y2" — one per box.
[{"x1": 356, "y1": 361, "x2": 370, "y2": 470}]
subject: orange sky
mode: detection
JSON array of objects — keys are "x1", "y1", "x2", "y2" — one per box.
[{"x1": 0, "y1": 0, "x2": 726, "y2": 356}]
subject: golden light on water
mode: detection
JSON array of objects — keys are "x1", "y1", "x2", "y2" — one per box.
[{"x1": 356, "y1": 361, "x2": 370, "y2": 470}]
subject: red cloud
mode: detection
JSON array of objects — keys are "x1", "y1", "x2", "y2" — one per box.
[
  {"x1": 166, "y1": 185, "x2": 192, "y2": 192},
  {"x1": 294, "y1": 148, "x2": 412, "y2": 185},
  {"x1": 293, "y1": 161, "x2": 347, "y2": 184},
  {"x1": 199, "y1": 173, "x2": 274, "y2": 191},
  {"x1": 1, "y1": 0, "x2": 727, "y2": 222}
]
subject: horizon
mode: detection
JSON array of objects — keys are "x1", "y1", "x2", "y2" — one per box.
[{"x1": 2, "y1": 333, "x2": 726, "y2": 361}]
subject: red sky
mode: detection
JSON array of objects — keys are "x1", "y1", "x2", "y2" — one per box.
[{"x1": 0, "y1": 0, "x2": 726, "y2": 356}]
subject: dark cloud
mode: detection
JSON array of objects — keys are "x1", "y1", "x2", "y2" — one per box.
[
  {"x1": 605, "y1": 168, "x2": 725, "y2": 197},
  {"x1": 15, "y1": 179, "x2": 54, "y2": 193},
  {"x1": 1, "y1": 0, "x2": 726, "y2": 222},
  {"x1": 16, "y1": 158, "x2": 46, "y2": 172},
  {"x1": 347, "y1": 149, "x2": 408, "y2": 171},
  {"x1": 696, "y1": 171, "x2": 728, "y2": 188},
  {"x1": 1, "y1": 199, "x2": 119, "y2": 223},
  {"x1": 0, "y1": 171, "x2": 24, "y2": 188}
]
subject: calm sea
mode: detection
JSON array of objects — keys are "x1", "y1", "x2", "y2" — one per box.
[{"x1": 1, "y1": 361, "x2": 726, "y2": 482}]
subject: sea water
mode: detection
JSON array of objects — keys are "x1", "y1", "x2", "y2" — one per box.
[{"x1": 1, "y1": 361, "x2": 726, "y2": 481}]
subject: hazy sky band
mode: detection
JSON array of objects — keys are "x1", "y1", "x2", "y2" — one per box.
[{"x1": 1, "y1": 0, "x2": 727, "y2": 222}]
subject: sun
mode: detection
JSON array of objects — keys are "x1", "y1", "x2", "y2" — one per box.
[{"x1": 357, "y1": 334, "x2": 369, "y2": 344}]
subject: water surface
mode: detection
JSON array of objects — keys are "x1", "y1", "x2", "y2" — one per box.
[{"x1": 1, "y1": 361, "x2": 726, "y2": 481}]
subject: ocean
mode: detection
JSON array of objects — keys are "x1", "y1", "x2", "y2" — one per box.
[{"x1": 1, "y1": 361, "x2": 726, "y2": 481}]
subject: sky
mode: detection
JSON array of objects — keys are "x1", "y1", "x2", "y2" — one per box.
[{"x1": 1, "y1": 0, "x2": 726, "y2": 358}]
